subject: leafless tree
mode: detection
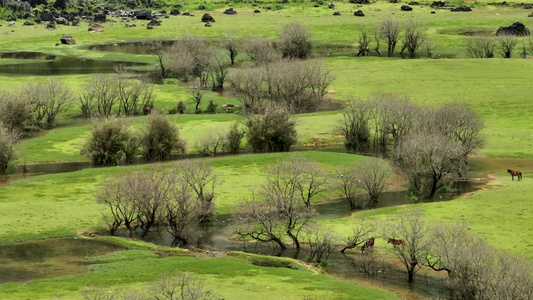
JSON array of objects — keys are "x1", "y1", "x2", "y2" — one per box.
[
  {"x1": 304, "y1": 223, "x2": 338, "y2": 263},
  {"x1": 423, "y1": 37, "x2": 436, "y2": 58},
  {"x1": 176, "y1": 160, "x2": 218, "y2": 219},
  {"x1": 498, "y1": 33, "x2": 518, "y2": 58},
  {"x1": 340, "y1": 221, "x2": 376, "y2": 253},
  {"x1": 372, "y1": 93, "x2": 418, "y2": 149},
  {"x1": 466, "y1": 34, "x2": 496, "y2": 58},
  {"x1": 165, "y1": 35, "x2": 214, "y2": 87},
  {"x1": 115, "y1": 66, "x2": 155, "y2": 116},
  {"x1": 81, "y1": 285, "x2": 119, "y2": 300},
  {"x1": 354, "y1": 159, "x2": 391, "y2": 207},
  {"x1": 243, "y1": 37, "x2": 281, "y2": 65},
  {"x1": 224, "y1": 31, "x2": 239, "y2": 65},
  {"x1": 400, "y1": 19, "x2": 426, "y2": 58},
  {"x1": 356, "y1": 25, "x2": 372, "y2": 57},
  {"x1": 23, "y1": 78, "x2": 73, "y2": 128},
  {"x1": 210, "y1": 54, "x2": 229, "y2": 91},
  {"x1": 392, "y1": 131, "x2": 466, "y2": 200},
  {"x1": 191, "y1": 85, "x2": 205, "y2": 113},
  {"x1": 79, "y1": 75, "x2": 119, "y2": 118},
  {"x1": 372, "y1": 26, "x2": 382, "y2": 56},
  {"x1": 0, "y1": 123, "x2": 20, "y2": 174},
  {"x1": 384, "y1": 208, "x2": 428, "y2": 283},
  {"x1": 338, "y1": 99, "x2": 372, "y2": 152},
  {"x1": 378, "y1": 17, "x2": 402, "y2": 57},
  {"x1": 278, "y1": 23, "x2": 313, "y2": 59},
  {"x1": 195, "y1": 132, "x2": 225, "y2": 157},
  {"x1": 336, "y1": 167, "x2": 363, "y2": 210},
  {"x1": 146, "y1": 273, "x2": 221, "y2": 300},
  {"x1": 150, "y1": 41, "x2": 171, "y2": 79},
  {"x1": 228, "y1": 67, "x2": 265, "y2": 114}
]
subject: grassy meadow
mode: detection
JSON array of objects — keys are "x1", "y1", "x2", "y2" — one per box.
[{"x1": 1, "y1": 0, "x2": 533, "y2": 298}]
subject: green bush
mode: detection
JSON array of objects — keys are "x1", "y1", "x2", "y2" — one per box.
[{"x1": 140, "y1": 112, "x2": 186, "y2": 161}]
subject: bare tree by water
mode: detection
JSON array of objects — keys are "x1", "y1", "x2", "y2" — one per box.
[
  {"x1": 23, "y1": 78, "x2": 73, "y2": 128},
  {"x1": 340, "y1": 221, "x2": 376, "y2": 253},
  {"x1": 353, "y1": 159, "x2": 391, "y2": 207},
  {"x1": 378, "y1": 17, "x2": 402, "y2": 57},
  {"x1": 224, "y1": 30, "x2": 239, "y2": 66},
  {"x1": 244, "y1": 37, "x2": 281, "y2": 65},
  {"x1": 304, "y1": 223, "x2": 338, "y2": 263},
  {"x1": 356, "y1": 25, "x2": 371, "y2": 57},
  {"x1": 0, "y1": 92, "x2": 33, "y2": 133},
  {"x1": 400, "y1": 18, "x2": 426, "y2": 58},
  {"x1": 338, "y1": 99, "x2": 372, "y2": 152},
  {"x1": 466, "y1": 34, "x2": 496, "y2": 58},
  {"x1": 0, "y1": 123, "x2": 19, "y2": 174},
  {"x1": 498, "y1": 33, "x2": 518, "y2": 58}
]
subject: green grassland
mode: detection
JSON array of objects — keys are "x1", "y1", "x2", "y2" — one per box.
[{"x1": 1, "y1": 1, "x2": 533, "y2": 298}]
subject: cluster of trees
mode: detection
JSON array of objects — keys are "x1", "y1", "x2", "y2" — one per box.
[
  {"x1": 234, "y1": 155, "x2": 391, "y2": 257},
  {"x1": 81, "y1": 112, "x2": 185, "y2": 166},
  {"x1": 82, "y1": 272, "x2": 221, "y2": 300},
  {"x1": 340, "y1": 209, "x2": 533, "y2": 300},
  {"x1": 357, "y1": 18, "x2": 432, "y2": 58},
  {"x1": 339, "y1": 94, "x2": 484, "y2": 200},
  {"x1": 79, "y1": 67, "x2": 155, "y2": 118},
  {"x1": 97, "y1": 161, "x2": 217, "y2": 246},
  {"x1": 466, "y1": 33, "x2": 533, "y2": 58}
]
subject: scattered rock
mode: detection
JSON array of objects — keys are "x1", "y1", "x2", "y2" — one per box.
[
  {"x1": 432, "y1": 54, "x2": 442, "y2": 59},
  {"x1": 94, "y1": 13, "x2": 106, "y2": 22},
  {"x1": 430, "y1": 1, "x2": 446, "y2": 7},
  {"x1": 134, "y1": 9, "x2": 152, "y2": 20},
  {"x1": 41, "y1": 12, "x2": 55, "y2": 22},
  {"x1": 182, "y1": 11, "x2": 191, "y2": 16},
  {"x1": 46, "y1": 22, "x2": 56, "y2": 30},
  {"x1": 357, "y1": 4, "x2": 363, "y2": 7},
  {"x1": 23, "y1": 21, "x2": 34, "y2": 26},
  {"x1": 88, "y1": 23, "x2": 104, "y2": 33},
  {"x1": 148, "y1": 19, "x2": 161, "y2": 26},
  {"x1": 205, "y1": 22, "x2": 212, "y2": 27},
  {"x1": 496, "y1": 21, "x2": 531, "y2": 36},
  {"x1": 431, "y1": 10, "x2": 436, "y2": 14},
  {"x1": 401, "y1": 5, "x2": 413, "y2": 11},
  {"x1": 8, "y1": 21, "x2": 15, "y2": 27},
  {"x1": 254, "y1": 9, "x2": 261, "y2": 13},
  {"x1": 170, "y1": 9, "x2": 180, "y2": 15},
  {"x1": 199, "y1": 5, "x2": 206, "y2": 10},
  {"x1": 354, "y1": 10, "x2": 365, "y2": 16},
  {"x1": 164, "y1": 14, "x2": 169, "y2": 18},
  {"x1": 333, "y1": 11, "x2": 341, "y2": 15},
  {"x1": 529, "y1": 12, "x2": 533, "y2": 17},
  {"x1": 224, "y1": 8, "x2": 237, "y2": 15},
  {"x1": 71, "y1": 19, "x2": 80, "y2": 26},
  {"x1": 147, "y1": 25, "x2": 153, "y2": 29},
  {"x1": 201, "y1": 13, "x2": 215, "y2": 22},
  {"x1": 55, "y1": 17, "x2": 68, "y2": 25},
  {"x1": 60, "y1": 34, "x2": 76, "y2": 45},
  {"x1": 328, "y1": 3, "x2": 335, "y2": 8},
  {"x1": 451, "y1": 5, "x2": 472, "y2": 12}
]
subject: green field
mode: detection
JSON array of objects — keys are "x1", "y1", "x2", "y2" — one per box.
[{"x1": 1, "y1": 0, "x2": 533, "y2": 298}]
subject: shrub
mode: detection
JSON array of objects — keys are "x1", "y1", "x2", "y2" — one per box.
[
  {"x1": 0, "y1": 123, "x2": 19, "y2": 174},
  {"x1": 140, "y1": 112, "x2": 186, "y2": 161},
  {"x1": 244, "y1": 106, "x2": 297, "y2": 153},
  {"x1": 278, "y1": 23, "x2": 313, "y2": 59}
]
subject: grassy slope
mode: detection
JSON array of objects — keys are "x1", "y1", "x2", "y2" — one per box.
[{"x1": 0, "y1": 251, "x2": 396, "y2": 299}]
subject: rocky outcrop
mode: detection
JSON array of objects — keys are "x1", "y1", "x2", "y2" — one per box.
[
  {"x1": 451, "y1": 5, "x2": 472, "y2": 11},
  {"x1": 88, "y1": 23, "x2": 104, "y2": 33},
  {"x1": 401, "y1": 5, "x2": 413, "y2": 11},
  {"x1": 496, "y1": 22, "x2": 531, "y2": 36},
  {"x1": 134, "y1": 9, "x2": 152, "y2": 20},
  {"x1": 354, "y1": 10, "x2": 364, "y2": 16},
  {"x1": 201, "y1": 13, "x2": 215, "y2": 22},
  {"x1": 60, "y1": 34, "x2": 75, "y2": 44},
  {"x1": 223, "y1": 8, "x2": 237, "y2": 15}
]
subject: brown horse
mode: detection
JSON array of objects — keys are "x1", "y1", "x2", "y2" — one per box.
[
  {"x1": 388, "y1": 238, "x2": 405, "y2": 246},
  {"x1": 507, "y1": 169, "x2": 523, "y2": 181},
  {"x1": 361, "y1": 237, "x2": 375, "y2": 253}
]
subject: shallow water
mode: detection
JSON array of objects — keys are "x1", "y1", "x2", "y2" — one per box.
[
  {"x1": 0, "y1": 161, "x2": 89, "y2": 187},
  {"x1": 0, "y1": 238, "x2": 122, "y2": 284}
]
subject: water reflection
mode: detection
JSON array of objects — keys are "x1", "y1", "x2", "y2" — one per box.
[
  {"x1": 0, "y1": 161, "x2": 89, "y2": 187},
  {"x1": 0, "y1": 238, "x2": 122, "y2": 284}
]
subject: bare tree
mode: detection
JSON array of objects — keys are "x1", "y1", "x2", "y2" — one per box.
[
  {"x1": 354, "y1": 159, "x2": 391, "y2": 207},
  {"x1": 400, "y1": 18, "x2": 426, "y2": 58},
  {"x1": 150, "y1": 41, "x2": 171, "y2": 79},
  {"x1": 466, "y1": 34, "x2": 496, "y2": 58},
  {"x1": 165, "y1": 35, "x2": 214, "y2": 87},
  {"x1": 392, "y1": 131, "x2": 466, "y2": 200},
  {"x1": 338, "y1": 99, "x2": 372, "y2": 152},
  {"x1": 243, "y1": 37, "x2": 281, "y2": 65},
  {"x1": 146, "y1": 273, "x2": 221, "y2": 300},
  {"x1": 228, "y1": 67, "x2": 265, "y2": 114},
  {"x1": 498, "y1": 33, "x2": 518, "y2": 58},
  {"x1": 115, "y1": 66, "x2": 155, "y2": 116},
  {"x1": 191, "y1": 85, "x2": 205, "y2": 114},
  {"x1": 0, "y1": 92, "x2": 33, "y2": 133},
  {"x1": 336, "y1": 168, "x2": 363, "y2": 210},
  {"x1": 177, "y1": 160, "x2": 218, "y2": 208},
  {"x1": 224, "y1": 122, "x2": 243, "y2": 154},
  {"x1": 340, "y1": 221, "x2": 376, "y2": 253},
  {"x1": 378, "y1": 17, "x2": 402, "y2": 57},
  {"x1": 195, "y1": 132, "x2": 225, "y2": 157},
  {"x1": 23, "y1": 78, "x2": 73, "y2": 128},
  {"x1": 372, "y1": 26, "x2": 382, "y2": 56},
  {"x1": 356, "y1": 25, "x2": 371, "y2": 57},
  {"x1": 79, "y1": 75, "x2": 120, "y2": 118},
  {"x1": 210, "y1": 54, "x2": 229, "y2": 91},
  {"x1": 278, "y1": 23, "x2": 313, "y2": 59},
  {"x1": 0, "y1": 123, "x2": 20, "y2": 174},
  {"x1": 373, "y1": 93, "x2": 417, "y2": 149},
  {"x1": 304, "y1": 223, "x2": 338, "y2": 263},
  {"x1": 384, "y1": 208, "x2": 428, "y2": 283},
  {"x1": 224, "y1": 31, "x2": 239, "y2": 66}
]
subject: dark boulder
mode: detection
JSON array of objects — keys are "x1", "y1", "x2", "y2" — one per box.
[
  {"x1": 496, "y1": 22, "x2": 531, "y2": 36},
  {"x1": 71, "y1": 18, "x2": 79, "y2": 26},
  {"x1": 451, "y1": 5, "x2": 472, "y2": 11},
  {"x1": 134, "y1": 9, "x2": 152, "y2": 20},
  {"x1": 328, "y1": 3, "x2": 335, "y2": 8},
  {"x1": 60, "y1": 34, "x2": 76, "y2": 45},
  {"x1": 354, "y1": 10, "x2": 365, "y2": 16},
  {"x1": 201, "y1": 13, "x2": 215, "y2": 22},
  {"x1": 198, "y1": 5, "x2": 206, "y2": 10},
  {"x1": 254, "y1": 9, "x2": 261, "y2": 13},
  {"x1": 182, "y1": 11, "x2": 190, "y2": 16},
  {"x1": 55, "y1": 17, "x2": 68, "y2": 24},
  {"x1": 205, "y1": 22, "x2": 212, "y2": 27},
  {"x1": 94, "y1": 13, "x2": 106, "y2": 22},
  {"x1": 529, "y1": 12, "x2": 533, "y2": 17},
  {"x1": 408, "y1": 1, "x2": 419, "y2": 4},
  {"x1": 224, "y1": 8, "x2": 237, "y2": 15},
  {"x1": 431, "y1": 10, "x2": 436, "y2": 14},
  {"x1": 430, "y1": 1, "x2": 446, "y2": 7},
  {"x1": 147, "y1": 19, "x2": 161, "y2": 26},
  {"x1": 41, "y1": 12, "x2": 55, "y2": 21},
  {"x1": 88, "y1": 23, "x2": 104, "y2": 33},
  {"x1": 170, "y1": 9, "x2": 180, "y2": 15},
  {"x1": 46, "y1": 22, "x2": 56, "y2": 30},
  {"x1": 333, "y1": 11, "x2": 341, "y2": 15},
  {"x1": 23, "y1": 21, "x2": 34, "y2": 26},
  {"x1": 401, "y1": 5, "x2": 413, "y2": 11}
]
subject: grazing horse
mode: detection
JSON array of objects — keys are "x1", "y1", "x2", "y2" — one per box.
[
  {"x1": 507, "y1": 169, "x2": 523, "y2": 181},
  {"x1": 388, "y1": 238, "x2": 405, "y2": 246},
  {"x1": 361, "y1": 237, "x2": 375, "y2": 253}
]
